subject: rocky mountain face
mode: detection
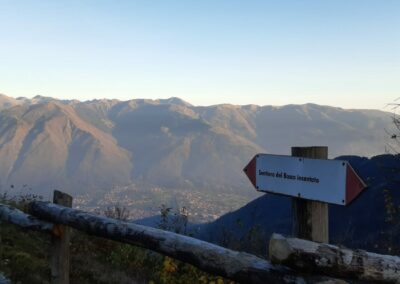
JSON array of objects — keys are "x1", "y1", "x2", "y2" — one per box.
[
  {"x1": 0, "y1": 99, "x2": 132, "y2": 197},
  {"x1": 0, "y1": 93, "x2": 392, "y2": 198}
]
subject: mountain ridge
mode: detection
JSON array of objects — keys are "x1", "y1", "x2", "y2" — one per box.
[
  {"x1": 0, "y1": 94, "x2": 393, "y2": 208},
  {"x1": 0, "y1": 93, "x2": 387, "y2": 111}
]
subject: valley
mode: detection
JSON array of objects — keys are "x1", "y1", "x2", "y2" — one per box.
[
  {"x1": 74, "y1": 183, "x2": 258, "y2": 223},
  {"x1": 0, "y1": 93, "x2": 393, "y2": 221}
]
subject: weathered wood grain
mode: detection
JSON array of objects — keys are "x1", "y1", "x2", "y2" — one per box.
[
  {"x1": 51, "y1": 191, "x2": 72, "y2": 284},
  {"x1": 29, "y1": 201, "x2": 345, "y2": 284},
  {"x1": 291, "y1": 146, "x2": 329, "y2": 243},
  {"x1": 270, "y1": 233, "x2": 400, "y2": 283},
  {"x1": 0, "y1": 203, "x2": 53, "y2": 232}
]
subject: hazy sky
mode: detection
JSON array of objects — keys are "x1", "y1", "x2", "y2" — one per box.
[{"x1": 1, "y1": 1, "x2": 399, "y2": 109}]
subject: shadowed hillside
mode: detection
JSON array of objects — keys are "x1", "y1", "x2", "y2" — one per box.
[
  {"x1": 0, "y1": 99, "x2": 132, "y2": 196},
  {"x1": 0, "y1": 94, "x2": 392, "y2": 206},
  {"x1": 197, "y1": 154, "x2": 400, "y2": 255}
]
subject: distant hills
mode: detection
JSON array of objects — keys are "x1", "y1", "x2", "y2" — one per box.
[
  {"x1": 0, "y1": 93, "x2": 393, "y2": 200},
  {"x1": 197, "y1": 154, "x2": 400, "y2": 255}
]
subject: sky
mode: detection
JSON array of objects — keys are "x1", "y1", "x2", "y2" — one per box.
[{"x1": 0, "y1": 1, "x2": 399, "y2": 109}]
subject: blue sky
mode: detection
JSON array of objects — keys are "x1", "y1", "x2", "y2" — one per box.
[{"x1": 0, "y1": 1, "x2": 399, "y2": 109}]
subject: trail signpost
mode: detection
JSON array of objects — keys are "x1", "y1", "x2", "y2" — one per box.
[
  {"x1": 243, "y1": 146, "x2": 366, "y2": 242},
  {"x1": 243, "y1": 153, "x2": 366, "y2": 206}
]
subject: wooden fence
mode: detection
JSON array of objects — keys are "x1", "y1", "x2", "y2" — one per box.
[{"x1": 1, "y1": 190, "x2": 399, "y2": 284}]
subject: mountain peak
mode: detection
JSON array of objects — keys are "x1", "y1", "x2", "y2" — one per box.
[
  {"x1": 157, "y1": 97, "x2": 192, "y2": 107},
  {"x1": 0, "y1": 93, "x2": 18, "y2": 102},
  {"x1": 31, "y1": 95, "x2": 57, "y2": 103},
  {"x1": 0, "y1": 93, "x2": 23, "y2": 110}
]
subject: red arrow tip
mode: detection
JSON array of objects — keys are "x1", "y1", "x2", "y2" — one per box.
[
  {"x1": 244, "y1": 155, "x2": 257, "y2": 189},
  {"x1": 346, "y1": 163, "x2": 367, "y2": 205}
]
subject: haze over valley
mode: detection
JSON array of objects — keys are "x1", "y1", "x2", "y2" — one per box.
[{"x1": 0, "y1": 93, "x2": 392, "y2": 221}]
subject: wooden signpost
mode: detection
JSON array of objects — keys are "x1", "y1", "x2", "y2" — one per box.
[
  {"x1": 243, "y1": 146, "x2": 366, "y2": 242},
  {"x1": 291, "y1": 147, "x2": 329, "y2": 242}
]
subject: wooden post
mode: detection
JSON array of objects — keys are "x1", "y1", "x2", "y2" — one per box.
[
  {"x1": 291, "y1": 146, "x2": 329, "y2": 243},
  {"x1": 30, "y1": 201, "x2": 348, "y2": 284},
  {"x1": 51, "y1": 190, "x2": 72, "y2": 284}
]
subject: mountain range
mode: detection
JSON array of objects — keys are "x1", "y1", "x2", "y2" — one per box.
[{"x1": 0, "y1": 94, "x2": 393, "y2": 204}]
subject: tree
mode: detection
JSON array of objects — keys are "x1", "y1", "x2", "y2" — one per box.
[{"x1": 385, "y1": 99, "x2": 400, "y2": 154}]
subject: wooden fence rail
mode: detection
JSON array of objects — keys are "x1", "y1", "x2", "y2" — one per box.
[
  {"x1": 269, "y1": 233, "x2": 400, "y2": 283},
  {"x1": 1, "y1": 192, "x2": 398, "y2": 283},
  {"x1": 0, "y1": 196, "x2": 345, "y2": 284},
  {"x1": 0, "y1": 203, "x2": 53, "y2": 232},
  {"x1": 27, "y1": 201, "x2": 342, "y2": 284}
]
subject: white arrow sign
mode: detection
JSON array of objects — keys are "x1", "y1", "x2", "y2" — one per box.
[{"x1": 243, "y1": 154, "x2": 366, "y2": 205}]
